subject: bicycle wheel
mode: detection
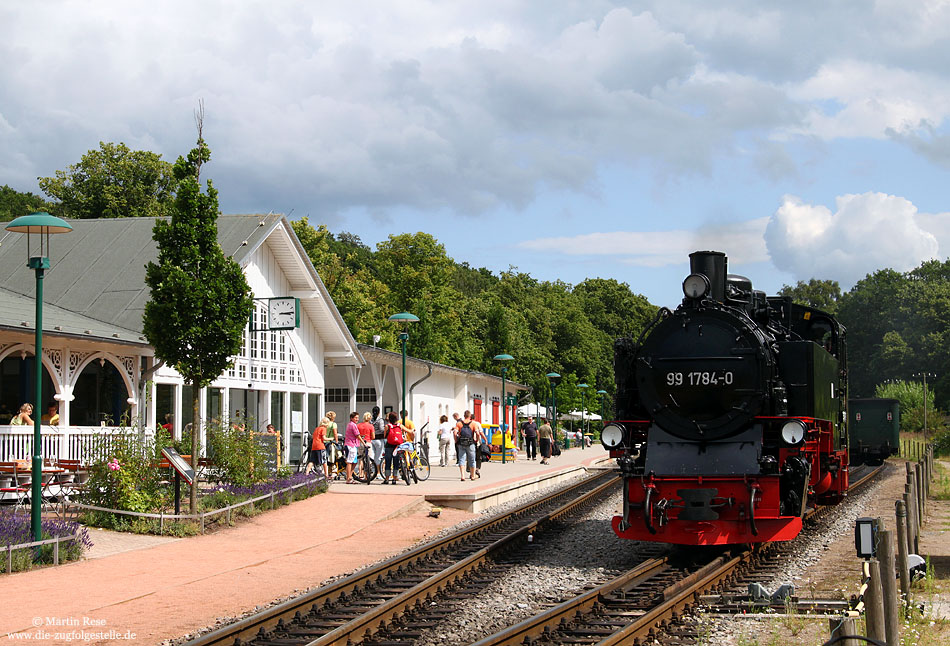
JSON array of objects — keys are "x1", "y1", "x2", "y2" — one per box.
[
  {"x1": 409, "y1": 457, "x2": 418, "y2": 484},
  {"x1": 363, "y1": 454, "x2": 377, "y2": 483},
  {"x1": 353, "y1": 452, "x2": 372, "y2": 483},
  {"x1": 399, "y1": 454, "x2": 411, "y2": 485},
  {"x1": 414, "y1": 452, "x2": 430, "y2": 481}
]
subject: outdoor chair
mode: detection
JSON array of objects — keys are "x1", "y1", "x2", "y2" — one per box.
[{"x1": 0, "y1": 461, "x2": 31, "y2": 512}]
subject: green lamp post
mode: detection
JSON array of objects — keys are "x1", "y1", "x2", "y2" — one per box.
[
  {"x1": 578, "y1": 383, "x2": 589, "y2": 449},
  {"x1": 5, "y1": 212, "x2": 73, "y2": 550},
  {"x1": 597, "y1": 389, "x2": 608, "y2": 434},
  {"x1": 388, "y1": 312, "x2": 419, "y2": 427},
  {"x1": 493, "y1": 354, "x2": 514, "y2": 463},
  {"x1": 546, "y1": 372, "x2": 560, "y2": 449}
]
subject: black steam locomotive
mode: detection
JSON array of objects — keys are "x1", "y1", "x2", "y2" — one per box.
[{"x1": 603, "y1": 251, "x2": 849, "y2": 545}]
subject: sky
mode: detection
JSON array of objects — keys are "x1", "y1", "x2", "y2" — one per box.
[{"x1": 3, "y1": 1, "x2": 950, "y2": 307}]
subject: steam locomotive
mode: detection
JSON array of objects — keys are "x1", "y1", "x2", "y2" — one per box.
[{"x1": 603, "y1": 251, "x2": 849, "y2": 545}]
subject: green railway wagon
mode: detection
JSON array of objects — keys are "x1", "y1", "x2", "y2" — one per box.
[{"x1": 849, "y1": 398, "x2": 900, "y2": 466}]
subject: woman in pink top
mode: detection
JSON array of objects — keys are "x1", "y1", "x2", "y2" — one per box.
[{"x1": 344, "y1": 411, "x2": 361, "y2": 484}]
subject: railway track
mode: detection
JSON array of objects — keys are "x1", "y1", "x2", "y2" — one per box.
[
  {"x1": 465, "y1": 463, "x2": 887, "y2": 646},
  {"x1": 184, "y1": 470, "x2": 619, "y2": 646}
]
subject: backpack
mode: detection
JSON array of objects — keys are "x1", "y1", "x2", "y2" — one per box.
[
  {"x1": 373, "y1": 416, "x2": 386, "y2": 440},
  {"x1": 386, "y1": 423, "x2": 404, "y2": 446}
]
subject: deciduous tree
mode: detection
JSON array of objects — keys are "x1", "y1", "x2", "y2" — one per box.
[
  {"x1": 38, "y1": 141, "x2": 176, "y2": 219},
  {"x1": 143, "y1": 130, "x2": 252, "y2": 513}
]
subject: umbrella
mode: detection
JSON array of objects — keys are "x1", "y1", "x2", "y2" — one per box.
[{"x1": 517, "y1": 403, "x2": 547, "y2": 418}]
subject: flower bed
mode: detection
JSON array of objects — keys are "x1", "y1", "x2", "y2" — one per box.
[
  {"x1": 0, "y1": 510, "x2": 92, "y2": 573},
  {"x1": 74, "y1": 471, "x2": 327, "y2": 536}
]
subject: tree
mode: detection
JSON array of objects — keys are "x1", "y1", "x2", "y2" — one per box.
[
  {"x1": 38, "y1": 141, "x2": 176, "y2": 219},
  {"x1": 778, "y1": 278, "x2": 841, "y2": 314},
  {"x1": 143, "y1": 125, "x2": 253, "y2": 513},
  {"x1": 0, "y1": 185, "x2": 54, "y2": 221}
]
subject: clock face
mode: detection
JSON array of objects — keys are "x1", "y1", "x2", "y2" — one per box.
[{"x1": 267, "y1": 297, "x2": 298, "y2": 330}]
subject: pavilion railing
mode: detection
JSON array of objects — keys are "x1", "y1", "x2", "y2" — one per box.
[{"x1": 0, "y1": 425, "x2": 156, "y2": 464}]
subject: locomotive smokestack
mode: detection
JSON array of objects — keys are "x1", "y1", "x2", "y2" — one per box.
[{"x1": 689, "y1": 251, "x2": 727, "y2": 302}]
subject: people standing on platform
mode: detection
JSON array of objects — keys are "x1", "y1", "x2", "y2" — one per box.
[
  {"x1": 10, "y1": 403, "x2": 33, "y2": 426},
  {"x1": 307, "y1": 417, "x2": 329, "y2": 477},
  {"x1": 371, "y1": 406, "x2": 386, "y2": 469},
  {"x1": 437, "y1": 414, "x2": 453, "y2": 467},
  {"x1": 383, "y1": 411, "x2": 405, "y2": 484},
  {"x1": 471, "y1": 416, "x2": 486, "y2": 477},
  {"x1": 326, "y1": 411, "x2": 339, "y2": 443},
  {"x1": 358, "y1": 412, "x2": 374, "y2": 449},
  {"x1": 455, "y1": 410, "x2": 477, "y2": 481},
  {"x1": 521, "y1": 416, "x2": 538, "y2": 461},
  {"x1": 344, "y1": 412, "x2": 361, "y2": 484},
  {"x1": 538, "y1": 418, "x2": 553, "y2": 464},
  {"x1": 401, "y1": 410, "x2": 416, "y2": 444}
]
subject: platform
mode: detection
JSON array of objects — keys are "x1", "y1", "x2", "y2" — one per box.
[{"x1": 326, "y1": 444, "x2": 611, "y2": 512}]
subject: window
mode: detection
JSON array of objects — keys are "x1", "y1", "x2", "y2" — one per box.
[
  {"x1": 356, "y1": 387, "x2": 377, "y2": 403},
  {"x1": 326, "y1": 388, "x2": 349, "y2": 403}
]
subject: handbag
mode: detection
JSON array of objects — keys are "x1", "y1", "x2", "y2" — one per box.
[{"x1": 552, "y1": 442, "x2": 562, "y2": 457}]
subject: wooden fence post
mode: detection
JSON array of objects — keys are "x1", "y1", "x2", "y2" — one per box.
[
  {"x1": 828, "y1": 617, "x2": 859, "y2": 646},
  {"x1": 895, "y1": 500, "x2": 911, "y2": 608},
  {"x1": 865, "y1": 559, "x2": 886, "y2": 643},
  {"x1": 915, "y1": 462, "x2": 924, "y2": 522},
  {"x1": 877, "y1": 526, "x2": 899, "y2": 646}
]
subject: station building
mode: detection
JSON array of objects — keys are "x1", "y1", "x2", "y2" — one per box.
[{"x1": 0, "y1": 214, "x2": 523, "y2": 466}]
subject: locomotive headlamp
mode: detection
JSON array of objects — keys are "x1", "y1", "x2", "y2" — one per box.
[
  {"x1": 682, "y1": 273, "x2": 710, "y2": 299},
  {"x1": 601, "y1": 423, "x2": 625, "y2": 449},
  {"x1": 780, "y1": 420, "x2": 807, "y2": 445}
]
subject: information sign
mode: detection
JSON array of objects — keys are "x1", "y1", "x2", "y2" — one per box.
[{"x1": 161, "y1": 447, "x2": 195, "y2": 485}]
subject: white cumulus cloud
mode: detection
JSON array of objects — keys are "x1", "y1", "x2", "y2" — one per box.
[{"x1": 764, "y1": 192, "x2": 940, "y2": 285}]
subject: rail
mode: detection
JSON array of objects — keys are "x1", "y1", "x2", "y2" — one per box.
[{"x1": 184, "y1": 471, "x2": 618, "y2": 646}]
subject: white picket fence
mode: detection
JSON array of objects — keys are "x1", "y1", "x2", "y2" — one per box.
[{"x1": 0, "y1": 425, "x2": 156, "y2": 464}]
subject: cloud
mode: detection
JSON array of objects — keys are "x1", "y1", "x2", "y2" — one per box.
[
  {"x1": 519, "y1": 217, "x2": 769, "y2": 267},
  {"x1": 764, "y1": 192, "x2": 940, "y2": 285}
]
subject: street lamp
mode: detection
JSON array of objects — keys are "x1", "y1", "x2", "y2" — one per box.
[
  {"x1": 493, "y1": 354, "x2": 514, "y2": 463},
  {"x1": 547, "y1": 372, "x2": 560, "y2": 449},
  {"x1": 578, "y1": 383, "x2": 589, "y2": 450},
  {"x1": 597, "y1": 389, "x2": 607, "y2": 433},
  {"x1": 5, "y1": 212, "x2": 73, "y2": 550},
  {"x1": 388, "y1": 312, "x2": 419, "y2": 427}
]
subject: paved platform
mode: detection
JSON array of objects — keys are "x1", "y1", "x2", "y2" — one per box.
[{"x1": 1, "y1": 445, "x2": 608, "y2": 645}]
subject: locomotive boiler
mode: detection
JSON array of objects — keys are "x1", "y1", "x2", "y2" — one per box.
[{"x1": 603, "y1": 251, "x2": 849, "y2": 545}]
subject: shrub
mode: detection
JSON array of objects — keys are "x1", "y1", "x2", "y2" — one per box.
[
  {"x1": 81, "y1": 427, "x2": 172, "y2": 515},
  {"x1": 206, "y1": 418, "x2": 270, "y2": 487},
  {"x1": 0, "y1": 510, "x2": 92, "y2": 572}
]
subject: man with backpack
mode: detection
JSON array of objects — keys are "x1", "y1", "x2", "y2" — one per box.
[{"x1": 455, "y1": 410, "x2": 478, "y2": 481}]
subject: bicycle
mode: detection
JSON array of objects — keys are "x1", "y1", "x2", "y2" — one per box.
[
  {"x1": 353, "y1": 443, "x2": 377, "y2": 484},
  {"x1": 405, "y1": 442, "x2": 430, "y2": 481}
]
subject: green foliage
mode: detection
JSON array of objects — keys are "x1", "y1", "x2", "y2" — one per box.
[
  {"x1": 80, "y1": 429, "x2": 171, "y2": 516},
  {"x1": 0, "y1": 184, "x2": 54, "y2": 221},
  {"x1": 206, "y1": 420, "x2": 270, "y2": 487},
  {"x1": 143, "y1": 138, "x2": 254, "y2": 391},
  {"x1": 778, "y1": 278, "x2": 841, "y2": 314},
  {"x1": 292, "y1": 218, "x2": 657, "y2": 407},
  {"x1": 38, "y1": 141, "x2": 176, "y2": 219},
  {"x1": 874, "y1": 380, "x2": 941, "y2": 433}
]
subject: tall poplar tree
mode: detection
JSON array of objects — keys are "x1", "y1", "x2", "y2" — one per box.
[{"x1": 143, "y1": 113, "x2": 253, "y2": 512}]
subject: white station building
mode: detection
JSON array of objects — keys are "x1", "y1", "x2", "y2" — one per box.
[{"x1": 0, "y1": 214, "x2": 524, "y2": 466}]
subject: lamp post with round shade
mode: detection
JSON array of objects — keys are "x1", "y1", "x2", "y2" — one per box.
[
  {"x1": 388, "y1": 312, "x2": 419, "y2": 427},
  {"x1": 5, "y1": 212, "x2": 73, "y2": 550},
  {"x1": 578, "y1": 383, "x2": 589, "y2": 449},
  {"x1": 493, "y1": 354, "x2": 514, "y2": 463},
  {"x1": 546, "y1": 372, "x2": 560, "y2": 449}
]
